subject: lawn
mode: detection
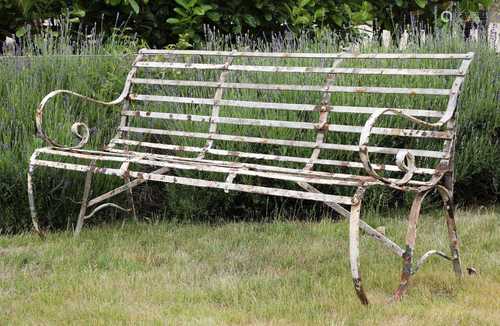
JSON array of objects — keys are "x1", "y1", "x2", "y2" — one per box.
[{"x1": 1, "y1": 207, "x2": 499, "y2": 325}]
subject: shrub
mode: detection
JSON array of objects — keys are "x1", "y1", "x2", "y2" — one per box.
[{"x1": 1, "y1": 1, "x2": 493, "y2": 49}]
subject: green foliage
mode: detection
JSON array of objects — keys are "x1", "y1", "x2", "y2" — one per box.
[
  {"x1": 166, "y1": 0, "x2": 220, "y2": 48},
  {"x1": 165, "y1": 0, "x2": 376, "y2": 46},
  {"x1": 0, "y1": 0, "x2": 23, "y2": 40},
  {"x1": 285, "y1": 0, "x2": 361, "y2": 31},
  {"x1": 0, "y1": 1, "x2": 493, "y2": 49},
  {"x1": 368, "y1": 0, "x2": 492, "y2": 38},
  {"x1": 459, "y1": 0, "x2": 493, "y2": 13},
  {"x1": 158, "y1": 0, "x2": 493, "y2": 46}
]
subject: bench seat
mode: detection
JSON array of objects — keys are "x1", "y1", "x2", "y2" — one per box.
[{"x1": 34, "y1": 147, "x2": 430, "y2": 191}]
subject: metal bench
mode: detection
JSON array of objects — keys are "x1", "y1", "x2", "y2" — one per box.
[{"x1": 28, "y1": 49, "x2": 474, "y2": 304}]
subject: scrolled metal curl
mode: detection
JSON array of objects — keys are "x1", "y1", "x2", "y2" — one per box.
[
  {"x1": 35, "y1": 55, "x2": 143, "y2": 149},
  {"x1": 394, "y1": 149, "x2": 416, "y2": 185},
  {"x1": 69, "y1": 122, "x2": 91, "y2": 148},
  {"x1": 35, "y1": 90, "x2": 126, "y2": 149},
  {"x1": 358, "y1": 108, "x2": 452, "y2": 191}
]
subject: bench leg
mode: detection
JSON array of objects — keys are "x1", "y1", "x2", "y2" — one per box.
[
  {"x1": 437, "y1": 185, "x2": 462, "y2": 277},
  {"x1": 393, "y1": 190, "x2": 430, "y2": 301},
  {"x1": 27, "y1": 156, "x2": 44, "y2": 239},
  {"x1": 298, "y1": 182, "x2": 404, "y2": 257},
  {"x1": 74, "y1": 162, "x2": 96, "y2": 236},
  {"x1": 123, "y1": 175, "x2": 138, "y2": 222},
  {"x1": 349, "y1": 186, "x2": 369, "y2": 305}
]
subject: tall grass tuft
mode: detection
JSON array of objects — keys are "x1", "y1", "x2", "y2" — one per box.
[{"x1": 0, "y1": 24, "x2": 498, "y2": 233}]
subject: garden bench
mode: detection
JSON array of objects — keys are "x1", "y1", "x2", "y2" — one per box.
[{"x1": 28, "y1": 49, "x2": 474, "y2": 304}]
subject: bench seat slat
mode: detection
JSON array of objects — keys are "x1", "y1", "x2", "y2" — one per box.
[
  {"x1": 122, "y1": 110, "x2": 451, "y2": 139},
  {"x1": 112, "y1": 147, "x2": 437, "y2": 176},
  {"x1": 130, "y1": 78, "x2": 451, "y2": 97},
  {"x1": 36, "y1": 151, "x2": 362, "y2": 186},
  {"x1": 36, "y1": 147, "x2": 378, "y2": 178},
  {"x1": 139, "y1": 49, "x2": 474, "y2": 60},
  {"x1": 110, "y1": 138, "x2": 446, "y2": 161},
  {"x1": 34, "y1": 148, "x2": 366, "y2": 185},
  {"x1": 31, "y1": 159, "x2": 354, "y2": 205},
  {"x1": 134, "y1": 62, "x2": 463, "y2": 76},
  {"x1": 118, "y1": 126, "x2": 436, "y2": 175},
  {"x1": 35, "y1": 148, "x2": 431, "y2": 187}
]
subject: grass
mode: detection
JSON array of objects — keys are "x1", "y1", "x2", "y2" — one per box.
[
  {"x1": 0, "y1": 25, "x2": 499, "y2": 233},
  {"x1": 1, "y1": 207, "x2": 499, "y2": 324}
]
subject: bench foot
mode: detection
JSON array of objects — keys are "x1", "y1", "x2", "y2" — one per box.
[
  {"x1": 298, "y1": 181, "x2": 462, "y2": 303},
  {"x1": 349, "y1": 187, "x2": 369, "y2": 305}
]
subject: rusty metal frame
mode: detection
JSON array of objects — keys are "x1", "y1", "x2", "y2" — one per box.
[{"x1": 27, "y1": 49, "x2": 474, "y2": 304}]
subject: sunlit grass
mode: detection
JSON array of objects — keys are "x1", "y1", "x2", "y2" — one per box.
[{"x1": 1, "y1": 207, "x2": 499, "y2": 324}]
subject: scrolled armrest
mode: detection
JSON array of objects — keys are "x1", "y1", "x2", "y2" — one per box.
[
  {"x1": 36, "y1": 90, "x2": 126, "y2": 149},
  {"x1": 358, "y1": 108, "x2": 450, "y2": 191},
  {"x1": 35, "y1": 54, "x2": 144, "y2": 150}
]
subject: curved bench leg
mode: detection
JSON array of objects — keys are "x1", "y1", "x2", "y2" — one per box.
[
  {"x1": 27, "y1": 164, "x2": 44, "y2": 238},
  {"x1": 74, "y1": 162, "x2": 97, "y2": 236},
  {"x1": 393, "y1": 190, "x2": 430, "y2": 301},
  {"x1": 349, "y1": 186, "x2": 369, "y2": 305},
  {"x1": 27, "y1": 151, "x2": 45, "y2": 238},
  {"x1": 437, "y1": 186, "x2": 462, "y2": 277}
]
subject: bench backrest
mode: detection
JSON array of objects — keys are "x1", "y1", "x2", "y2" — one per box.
[{"x1": 108, "y1": 49, "x2": 473, "y2": 182}]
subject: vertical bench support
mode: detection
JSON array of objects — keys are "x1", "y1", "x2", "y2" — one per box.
[
  {"x1": 350, "y1": 186, "x2": 369, "y2": 304},
  {"x1": 119, "y1": 100, "x2": 138, "y2": 222},
  {"x1": 441, "y1": 117, "x2": 463, "y2": 277},
  {"x1": 198, "y1": 54, "x2": 234, "y2": 160},
  {"x1": 393, "y1": 190, "x2": 430, "y2": 300},
  {"x1": 74, "y1": 161, "x2": 97, "y2": 236},
  {"x1": 119, "y1": 160, "x2": 138, "y2": 222},
  {"x1": 27, "y1": 151, "x2": 43, "y2": 238}
]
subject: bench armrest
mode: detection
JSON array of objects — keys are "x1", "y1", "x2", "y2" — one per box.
[
  {"x1": 358, "y1": 108, "x2": 453, "y2": 191},
  {"x1": 36, "y1": 90, "x2": 127, "y2": 149},
  {"x1": 35, "y1": 54, "x2": 144, "y2": 150}
]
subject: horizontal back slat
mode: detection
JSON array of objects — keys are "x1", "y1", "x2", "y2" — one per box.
[
  {"x1": 139, "y1": 49, "x2": 474, "y2": 60},
  {"x1": 131, "y1": 78, "x2": 451, "y2": 96},
  {"x1": 128, "y1": 93, "x2": 444, "y2": 117},
  {"x1": 134, "y1": 62, "x2": 463, "y2": 76},
  {"x1": 122, "y1": 110, "x2": 451, "y2": 139}
]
